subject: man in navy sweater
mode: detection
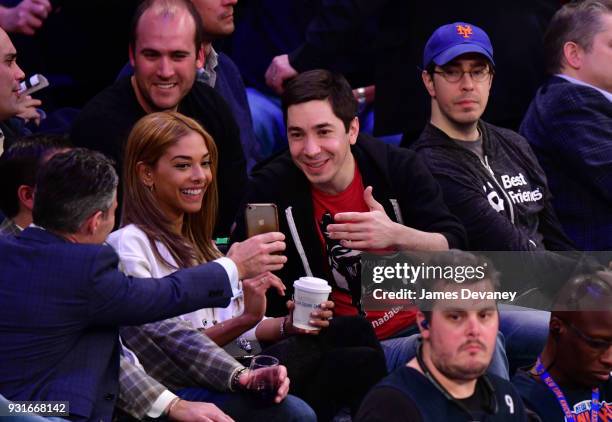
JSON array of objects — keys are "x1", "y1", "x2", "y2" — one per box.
[
  {"x1": 356, "y1": 251, "x2": 528, "y2": 421},
  {"x1": 191, "y1": 0, "x2": 262, "y2": 172}
]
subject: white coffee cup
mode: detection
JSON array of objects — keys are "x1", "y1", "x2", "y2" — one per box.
[{"x1": 292, "y1": 276, "x2": 332, "y2": 331}]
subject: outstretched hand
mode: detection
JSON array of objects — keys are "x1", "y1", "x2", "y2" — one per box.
[{"x1": 327, "y1": 186, "x2": 399, "y2": 250}]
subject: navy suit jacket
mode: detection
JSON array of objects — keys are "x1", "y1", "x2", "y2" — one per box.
[
  {"x1": 520, "y1": 76, "x2": 612, "y2": 251},
  {"x1": 0, "y1": 228, "x2": 233, "y2": 421}
]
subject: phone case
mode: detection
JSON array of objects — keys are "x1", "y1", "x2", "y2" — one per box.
[{"x1": 245, "y1": 203, "x2": 279, "y2": 238}]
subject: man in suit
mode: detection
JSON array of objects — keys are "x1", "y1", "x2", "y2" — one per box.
[
  {"x1": 0, "y1": 148, "x2": 288, "y2": 421},
  {"x1": 356, "y1": 251, "x2": 528, "y2": 421},
  {"x1": 520, "y1": 0, "x2": 612, "y2": 251}
]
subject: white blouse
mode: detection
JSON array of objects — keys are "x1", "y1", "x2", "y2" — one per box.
[{"x1": 107, "y1": 224, "x2": 260, "y2": 341}]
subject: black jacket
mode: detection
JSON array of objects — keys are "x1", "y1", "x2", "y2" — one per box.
[
  {"x1": 232, "y1": 134, "x2": 466, "y2": 316},
  {"x1": 411, "y1": 122, "x2": 583, "y2": 304},
  {"x1": 412, "y1": 122, "x2": 575, "y2": 252}
]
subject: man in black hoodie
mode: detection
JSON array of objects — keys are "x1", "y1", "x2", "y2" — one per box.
[
  {"x1": 412, "y1": 22, "x2": 574, "y2": 253},
  {"x1": 232, "y1": 69, "x2": 471, "y2": 372},
  {"x1": 411, "y1": 22, "x2": 578, "y2": 374}
]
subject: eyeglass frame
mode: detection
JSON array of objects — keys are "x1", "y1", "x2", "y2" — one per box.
[
  {"x1": 431, "y1": 66, "x2": 493, "y2": 83},
  {"x1": 560, "y1": 318, "x2": 612, "y2": 352}
]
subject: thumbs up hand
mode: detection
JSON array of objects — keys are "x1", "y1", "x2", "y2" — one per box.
[
  {"x1": 363, "y1": 186, "x2": 385, "y2": 212},
  {"x1": 327, "y1": 186, "x2": 399, "y2": 251}
]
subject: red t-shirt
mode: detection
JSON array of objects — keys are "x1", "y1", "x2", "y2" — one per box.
[{"x1": 310, "y1": 165, "x2": 415, "y2": 339}]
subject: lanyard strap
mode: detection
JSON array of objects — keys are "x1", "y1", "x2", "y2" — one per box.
[{"x1": 535, "y1": 357, "x2": 600, "y2": 422}]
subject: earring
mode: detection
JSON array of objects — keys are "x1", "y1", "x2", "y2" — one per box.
[{"x1": 147, "y1": 184, "x2": 155, "y2": 192}]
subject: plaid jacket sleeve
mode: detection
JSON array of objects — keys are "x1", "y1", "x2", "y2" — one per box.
[
  {"x1": 117, "y1": 353, "x2": 167, "y2": 419},
  {"x1": 121, "y1": 317, "x2": 243, "y2": 393}
]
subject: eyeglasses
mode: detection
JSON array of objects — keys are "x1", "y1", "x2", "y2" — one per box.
[
  {"x1": 563, "y1": 320, "x2": 612, "y2": 352},
  {"x1": 433, "y1": 67, "x2": 492, "y2": 83}
]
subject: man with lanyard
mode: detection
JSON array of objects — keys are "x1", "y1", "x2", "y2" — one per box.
[
  {"x1": 355, "y1": 251, "x2": 528, "y2": 421},
  {"x1": 512, "y1": 270, "x2": 612, "y2": 421}
]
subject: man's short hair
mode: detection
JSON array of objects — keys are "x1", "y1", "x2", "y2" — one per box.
[
  {"x1": 0, "y1": 134, "x2": 71, "y2": 219},
  {"x1": 416, "y1": 250, "x2": 500, "y2": 322},
  {"x1": 129, "y1": 0, "x2": 204, "y2": 54},
  {"x1": 33, "y1": 148, "x2": 118, "y2": 233},
  {"x1": 544, "y1": 0, "x2": 612, "y2": 74},
  {"x1": 281, "y1": 69, "x2": 358, "y2": 132}
]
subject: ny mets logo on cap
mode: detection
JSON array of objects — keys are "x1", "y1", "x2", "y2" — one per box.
[
  {"x1": 423, "y1": 22, "x2": 495, "y2": 69},
  {"x1": 456, "y1": 24, "x2": 473, "y2": 38}
]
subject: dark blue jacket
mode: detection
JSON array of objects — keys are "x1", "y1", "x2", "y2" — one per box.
[
  {"x1": 214, "y1": 52, "x2": 262, "y2": 172},
  {"x1": 0, "y1": 228, "x2": 232, "y2": 421},
  {"x1": 520, "y1": 76, "x2": 612, "y2": 251}
]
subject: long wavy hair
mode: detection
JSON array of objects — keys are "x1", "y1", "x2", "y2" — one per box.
[{"x1": 122, "y1": 111, "x2": 221, "y2": 268}]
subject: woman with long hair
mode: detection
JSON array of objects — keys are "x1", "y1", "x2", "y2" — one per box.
[
  {"x1": 109, "y1": 111, "x2": 386, "y2": 420},
  {"x1": 110, "y1": 110, "x2": 325, "y2": 345}
]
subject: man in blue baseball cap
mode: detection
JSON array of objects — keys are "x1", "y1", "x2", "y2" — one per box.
[
  {"x1": 418, "y1": 22, "x2": 496, "y2": 144},
  {"x1": 412, "y1": 21, "x2": 573, "y2": 254},
  {"x1": 411, "y1": 22, "x2": 577, "y2": 375}
]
